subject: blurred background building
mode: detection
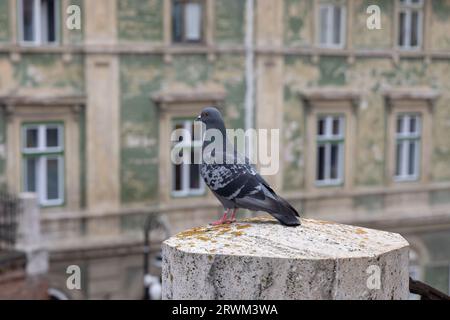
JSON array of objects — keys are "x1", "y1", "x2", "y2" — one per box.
[{"x1": 0, "y1": 0, "x2": 449, "y2": 299}]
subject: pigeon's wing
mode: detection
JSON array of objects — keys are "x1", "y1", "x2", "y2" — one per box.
[{"x1": 201, "y1": 152, "x2": 300, "y2": 226}]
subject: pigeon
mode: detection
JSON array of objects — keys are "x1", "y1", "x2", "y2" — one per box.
[{"x1": 195, "y1": 106, "x2": 301, "y2": 227}]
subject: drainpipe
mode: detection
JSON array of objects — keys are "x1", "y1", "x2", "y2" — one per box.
[{"x1": 245, "y1": 0, "x2": 255, "y2": 160}]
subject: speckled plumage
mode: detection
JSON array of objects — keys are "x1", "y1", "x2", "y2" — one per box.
[{"x1": 197, "y1": 107, "x2": 301, "y2": 226}]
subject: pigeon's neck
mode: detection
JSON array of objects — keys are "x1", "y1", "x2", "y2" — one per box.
[{"x1": 202, "y1": 122, "x2": 232, "y2": 153}]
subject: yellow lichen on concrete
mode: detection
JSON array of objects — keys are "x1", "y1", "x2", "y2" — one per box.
[{"x1": 175, "y1": 221, "x2": 254, "y2": 243}]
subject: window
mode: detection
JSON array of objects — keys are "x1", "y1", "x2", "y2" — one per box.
[
  {"x1": 22, "y1": 124, "x2": 64, "y2": 206},
  {"x1": 318, "y1": 4, "x2": 346, "y2": 48},
  {"x1": 171, "y1": 119, "x2": 204, "y2": 196},
  {"x1": 398, "y1": 0, "x2": 423, "y2": 49},
  {"x1": 316, "y1": 115, "x2": 345, "y2": 186},
  {"x1": 395, "y1": 114, "x2": 421, "y2": 181},
  {"x1": 18, "y1": 0, "x2": 59, "y2": 45},
  {"x1": 172, "y1": 0, "x2": 204, "y2": 43}
]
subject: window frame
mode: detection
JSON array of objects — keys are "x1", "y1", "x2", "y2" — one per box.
[
  {"x1": 397, "y1": 0, "x2": 424, "y2": 50},
  {"x1": 170, "y1": 118, "x2": 205, "y2": 198},
  {"x1": 385, "y1": 96, "x2": 433, "y2": 187},
  {"x1": 394, "y1": 113, "x2": 421, "y2": 182},
  {"x1": 303, "y1": 96, "x2": 357, "y2": 193},
  {"x1": 171, "y1": 0, "x2": 205, "y2": 44},
  {"x1": 22, "y1": 123, "x2": 65, "y2": 207},
  {"x1": 315, "y1": 114, "x2": 345, "y2": 187},
  {"x1": 18, "y1": 0, "x2": 61, "y2": 46},
  {"x1": 317, "y1": 3, "x2": 346, "y2": 49}
]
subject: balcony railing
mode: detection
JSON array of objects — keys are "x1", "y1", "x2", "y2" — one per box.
[{"x1": 0, "y1": 190, "x2": 21, "y2": 251}]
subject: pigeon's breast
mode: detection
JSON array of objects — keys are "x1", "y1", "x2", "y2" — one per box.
[{"x1": 201, "y1": 163, "x2": 237, "y2": 191}]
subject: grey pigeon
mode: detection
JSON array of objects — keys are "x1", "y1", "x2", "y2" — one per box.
[{"x1": 195, "y1": 106, "x2": 301, "y2": 226}]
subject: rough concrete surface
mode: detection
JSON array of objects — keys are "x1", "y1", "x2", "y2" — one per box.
[{"x1": 162, "y1": 216, "x2": 409, "y2": 300}]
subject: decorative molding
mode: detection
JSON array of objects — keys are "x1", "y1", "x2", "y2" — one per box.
[
  {"x1": 1, "y1": 43, "x2": 450, "y2": 60},
  {"x1": 382, "y1": 87, "x2": 440, "y2": 100},
  {"x1": 382, "y1": 87, "x2": 440, "y2": 114},
  {"x1": 0, "y1": 95, "x2": 86, "y2": 107},
  {"x1": 151, "y1": 91, "x2": 226, "y2": 114},
  {"x1": 300, "y1": 88, "x2": 361, "y2": 101},
  {"x1": 300, "y1": 87, "x2": 361, "y2": 114}
]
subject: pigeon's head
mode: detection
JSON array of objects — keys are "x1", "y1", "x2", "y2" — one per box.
[{"x1": 195, "y1": 107, "x2": 225, "y2": 130}]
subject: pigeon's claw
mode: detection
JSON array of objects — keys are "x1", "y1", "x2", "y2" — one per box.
[
  {"x1": 224, "y1": 209, "x2": 237, "y2": 223},
  {"x1": 210, "y1": 210, "x2": 230, "y2": 226},
  {"x1": 210, "y1": 219, "x2": 229, "y2": 226}
]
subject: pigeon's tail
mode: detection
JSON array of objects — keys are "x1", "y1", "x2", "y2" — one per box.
[
  {"x1": 271, "y1": 195, "x2": 301, "y2": 227},
  {"x1": 235, "y1": 192, "x2": 301, "y2": 227}
]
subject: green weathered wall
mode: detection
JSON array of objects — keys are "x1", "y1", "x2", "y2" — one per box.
[
  {"x1": 431, "y1": 0, "x2": 450, "y2": 50},
  {"x1": 422, "y1": 228, "x2": 450, "y2": 293},
  {"x1": 0, "y1": 0, "x2": 9, "y2": 42},
  {"x1": 120, "y1": 55, "x2": 163, "y2": 204},
  {"x1": 119, "y1": 53, "x2": 245, "y2": 204},
  {"x1": 282, "y1": 55, "x2": 450, "y2": 191},
  {"x1": 117, "y1": 0, "x2": 163, "y2": 43},
  {"x1": 353, "y1": 0, "x2": 393, "y2": 50},
  {"x1": 12, "y1": 54, "x2": 84, "y2": 94},
  {"x1": 284, "y1": 0, "x2": 313, "y2": 47},
  {"x1": 215, "y1": 0, "x2": 245, "y2": 45}
]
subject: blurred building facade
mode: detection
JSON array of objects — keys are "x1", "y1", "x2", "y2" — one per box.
[{"x1": 0, "y1": 0, "x2": 449, "y2": 298}]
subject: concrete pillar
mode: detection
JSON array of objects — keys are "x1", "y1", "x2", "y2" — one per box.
[
  {"x1": 254, "y1": 0, "x2": 284, "y2": 189},
  {"x1": 16, "y1": 193, "x2": 48, "y2": 277},
  {"x1": 162, "y1": 217, "x2": 410, "y2": 300},
  {"x1": 84, "y1": 1, "x2": 120, "y2": 213}
]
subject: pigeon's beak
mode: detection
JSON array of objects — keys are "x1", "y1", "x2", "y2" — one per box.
[{"x1": 195, "y1": 115, "x2": 202, "y2": 122}]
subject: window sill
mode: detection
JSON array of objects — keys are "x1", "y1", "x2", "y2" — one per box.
[
  {"x1": 393, "y1": 176, "x2": 420, "y2": 183},
  {"x1": 315, "y1": 181, "x2": 344, "y2": 188},
  {"x1": 171, "y1": 191, "x2": 207, "y2": 199},
  {"x1": 40, "y1": 201, "x2": 65, "y2": 208}
]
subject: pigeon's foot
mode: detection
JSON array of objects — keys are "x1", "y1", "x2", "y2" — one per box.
[
  {"x1": 224, "y1": 209, "x2": 237, "y2": 224},
  {"x1": 210, "y1": 218, "x2": 233, "y2": 226},
  {"x1": 210, "y1": 210, "x2": 230, "y2": 226}
]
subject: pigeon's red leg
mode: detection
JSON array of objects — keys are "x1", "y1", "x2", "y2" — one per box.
[
  {"x1": 210, "y1": 209, "x2": 229, "y2": 226},
  {"x1": 225, "y1": 208, "x2": 237, "y2": 223}
]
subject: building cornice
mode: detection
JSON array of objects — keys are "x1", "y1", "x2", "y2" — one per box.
[
  {"x1": 0, "y1": 94, "x2": 86, "y2": 106},
  {"x1": 1, "y1": 43, "x2": 450, "y2": 60}
]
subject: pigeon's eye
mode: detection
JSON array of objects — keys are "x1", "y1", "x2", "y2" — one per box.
[{"x1": 202, "y1": 112, "x2": 209, "y2": 117}]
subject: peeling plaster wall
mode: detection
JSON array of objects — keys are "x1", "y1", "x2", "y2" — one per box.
[
  {"x1": 10, "y1": 54, "x2": 84, "y2": 96},
  {"x1": 284, "y1": 0, "x2": 313, "y2": 47},
  {"x1": 119, "y1": 54, "x2": 246, "y2": 204},
  {"x1": 352, "y1": 0, "x2": 393, "y2": 50},
  {"x1": 215, "y1": 0, "x2": 245, "y2": 45},
  {"x1": 117, "y1": 0, "x2": 163, "y2": 43},
  {"x1": 282, "y1": 56, "x2": 450, "y2": 191},
  {"x1": 120, "y1": 55, "x2": 163, "y2": 204},
  {"x1": 0, "y1": 0, "x2": 9, "y2": 42},
  {"x1": 431, "y1": 0, "x2": 450, "y2": 50}
]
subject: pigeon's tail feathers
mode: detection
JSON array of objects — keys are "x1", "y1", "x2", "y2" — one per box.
[
  {"x1": 276, "y1": 195, "x2": 300, "y2": 217},
  {"x1": 235, "y1": 193, "x2": 301, "y2": 227},
  {"x1": 271, "y1": 197, "x2": 301, "y2": 226}
]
